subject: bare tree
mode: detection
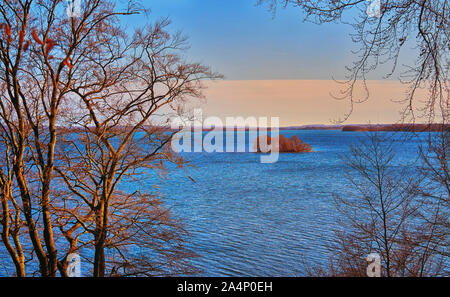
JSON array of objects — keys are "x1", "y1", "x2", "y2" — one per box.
[
  {"x1": 0, "y1": 0, "x2": 146, "y2": 277},
  {"x1": 258, "y1": 0, "x2": 448, "y2": 277},
  {"x1": 0, "y1": 0, "x2": 220, "y2": 276},
  {"x1": 52, "y1": 18, "x2": 220, "y2": 276},
  {"x1": 312, "y1": 132, "x2": 447, "y2": 276},
  {"x1": 414, "y1": 129, "x2": 449, "y2": 274}
]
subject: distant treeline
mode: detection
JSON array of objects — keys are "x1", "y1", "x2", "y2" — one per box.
[
  {"x1": 56, "y1": 124, "x2": 449, "y2": 133},
  {"x1": 341, "y1": 123, "x2": 449, "y2": 132}
]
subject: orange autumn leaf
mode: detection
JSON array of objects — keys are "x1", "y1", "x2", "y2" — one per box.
[
  {"x1": 63, "y1": 57, "x2": 73, "y2": 70},
  {"x1": 23, "y1": 40, "x2": 31, "y2": 51},
  {"x1": 5, "y1": 25, "x2": 11, "y2": 37},
  {"x1": 19, "y1": 30, "x2": 25, "y2": 46},
  {"x1": 3, "y1": 24, "x2": 11, "y2": 42},
  {"x1": 45, "y1": 39, "x2": 56, "y2": 56},
  {"x1": 31, "y1": 29, "x2": 44, "y2": 45}
]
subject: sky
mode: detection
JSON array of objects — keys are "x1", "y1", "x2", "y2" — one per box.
[{"x1": 122, "y1": 0, "x2": 420, "y2": 126}]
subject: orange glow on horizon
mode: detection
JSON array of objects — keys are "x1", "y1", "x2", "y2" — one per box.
[{"x1": 194, "y1": 80, "x2": 428, "y2": 126}]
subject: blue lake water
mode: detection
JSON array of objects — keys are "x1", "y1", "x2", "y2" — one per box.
[
  {"x1": 156, "y1": 130, "x2": 424, "y2": 276},
  {"x1": 0, "y1": 129, "x2": 428, "y2": 276}
]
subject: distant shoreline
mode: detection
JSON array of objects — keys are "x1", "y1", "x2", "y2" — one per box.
[
  {"x1": 170, "y1": 123, "x2": 449, "y2": 132},
  {"x1": 57, "y1": 123, "x2": 448, "y2": 133}
]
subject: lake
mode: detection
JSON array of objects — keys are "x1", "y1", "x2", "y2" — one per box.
[
  {"x1": 156, "y1": 130, "x2": 424, "y2": 276},
  {"x1": 0, "y1": 129, "x2": 429, "y2": 276}
]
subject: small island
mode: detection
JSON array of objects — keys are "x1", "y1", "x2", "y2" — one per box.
[{"x1": 255, "y1": 134, "x2": 312, "y2": 153}]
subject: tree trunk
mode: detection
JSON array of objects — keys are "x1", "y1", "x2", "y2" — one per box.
[{"x1": 1, "y1": 185, "x2": 26, "y2": 277}]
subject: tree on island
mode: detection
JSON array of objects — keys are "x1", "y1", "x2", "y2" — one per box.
[{"x1": 255, "y1": 135, "x2": 312, "y2": 153}]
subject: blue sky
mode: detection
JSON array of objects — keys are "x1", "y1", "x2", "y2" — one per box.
[
  {"x1": 122, "y1": 0, "x2": 375, "y2": 80},
  {"x1": 118, "y1": 1, "x2": 421, "y2": 125},
  {"x1": 121, "y1": 0, "x2": 417, "y2": 81}
]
